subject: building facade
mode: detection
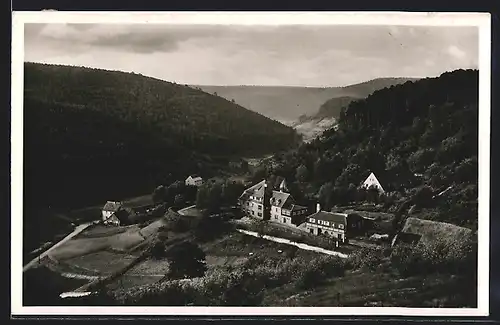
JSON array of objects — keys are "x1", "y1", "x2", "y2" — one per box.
[
  {"x1": 103, "y1": 207, "x2": 135, "y2": 226},
  {"x1": 304, "y1": 204, "x2": 349, "y2": 243},
  {"x1": 239, "y1": 178, "x2": 310, "y2": 225},
  {"x1": 269, "y1": 190, "x2": 308, "y2": 226},
  {"x1": 238, "y1": 179, "x2": 268, "y2": 220},
  {"x1": 185, "y1": 175, "x2": 203, "y2": 187},
  {"x1": 102, "y1": 201, "x2": 122, "y2": 221}
]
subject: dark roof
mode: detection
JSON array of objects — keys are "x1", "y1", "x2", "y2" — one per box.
[
  {"x1": 240, "y1": 180, "x2": 266, "y2": 199},
  {"x1": 343, "y1": 209, "x2": 395, "y2": 221},
  {"x1": 271, "y1": 190, "x2": 294, "y2": 209},
  {"x1": 401, "y1": 217, "x2": 473, "y2": 246},
  {"x1": 291, "y1": 204, "x2": 308, "y2": 211},
  {"x1": 187, "y1": 174, "x2": 202, "y2": 179},
  {"x1": 103, "y1": 201, "x2": 122, "y2": 212},
  {"x1": 113, "y1": 208, "x2": 133, "y2": 223},
  {"x1": 308, "y1": 211, "x2": 347, "y2": 224},
  {"x1": 394, "y1": 232, "x2": 422, "y2": 245},
  {"x1": 239, "y1": 192, "x2": 250, "y2": 202}
]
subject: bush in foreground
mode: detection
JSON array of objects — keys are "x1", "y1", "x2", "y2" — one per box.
[{"x1": 391, "y1": 238, "x2": 477, "y2": 277}]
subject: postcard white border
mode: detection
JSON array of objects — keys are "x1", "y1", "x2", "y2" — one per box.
[{"x1": 11, "y1": 11, "x2": 491, "y2": 317}]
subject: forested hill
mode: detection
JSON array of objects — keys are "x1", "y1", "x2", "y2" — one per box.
[
  {"x1": 24, "y1": 63, "x2": 300, "y2": 211},
  {"x1": 265, "y1": 69, "x2": 479, "y2": 229}
]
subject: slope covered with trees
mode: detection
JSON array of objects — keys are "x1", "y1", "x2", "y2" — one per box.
[
  {"x1": 23, "y1": 62, "x2": 300, "y2": 216},
  {"x1": 257, "y1": 69, "x2": 479, "y2": 229}
]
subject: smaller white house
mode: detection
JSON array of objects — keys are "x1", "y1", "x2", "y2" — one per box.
[
  {"x1": 360, "y1": 172, "x2": 385, "y2": 194},
  {"x1": 185, "y1": 174, "x2": 203, "y2": 187},
  {"x1": 102, "y1": 201, "x2": 122, "y2": 222}
]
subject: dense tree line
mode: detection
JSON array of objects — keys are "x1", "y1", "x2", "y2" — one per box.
[{"x1": 255, "y1": 69, "x2": 479, "y2": 229}]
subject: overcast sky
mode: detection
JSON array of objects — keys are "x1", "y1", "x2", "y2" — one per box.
[{"x1": 24, "y1": 23, "x2": 478, "y2": 87}]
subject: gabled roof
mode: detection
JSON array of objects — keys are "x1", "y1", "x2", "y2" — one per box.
[
  {"x1": 360, "y1": 172, "x2": 385, "y2": 192},
  {"x1": 271, "y1": 190, "x2": 294, "y2": 209},
  {"x1": 272, "y1": 176, "x2": 285, "y2": 189},
  {"x1": 343, "y1": 209, "x2": 395, "y2": 222},
  {"x1": 103, "y1": 201, "x2": 122, "y2": 212},
  {"x1": 240, "y1": 180, "x2": 266, "y2": 199},
  {"x1": 187, "y1": 174, "x2": 202, "y2": 180},
  {"x1": 112, "y1": 208, "x2": 133, "y2": 223},
  {"x1": 400, "y1": 217, "x2": 473, "y2": 246},
  {"x1": 307, "y1": 211, "x2": 347, "y2": 225},
  {"x1": 291, "y1": 204, "x2": 308, "y2": 211}
]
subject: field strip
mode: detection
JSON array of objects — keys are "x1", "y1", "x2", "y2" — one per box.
[
  {"x1": 60, "y1": 272, "x2": 100, "y2": 281},
  {"x1": 23, "y1": 221, "x2": 95, "y2": 272},
  {"x1": 236, "y1": 229, "x2": 349, "y2": 258}
]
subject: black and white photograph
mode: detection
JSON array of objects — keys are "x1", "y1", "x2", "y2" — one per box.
[{"x1": 11, "y1": 12, "x2": 491, "y2": 316}]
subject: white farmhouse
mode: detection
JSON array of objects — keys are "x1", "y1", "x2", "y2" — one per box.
[
  {"x1": 185, "y1": 174, "x2": 203, "y2": 187},
  {"x1": 360, "y1": 172, "x2": 385, "y2": 193},
  {"x1": 101, "y1": 201, "x2": 122, "y2": 222}
]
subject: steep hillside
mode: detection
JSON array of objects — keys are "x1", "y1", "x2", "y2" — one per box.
[
  {"x1": 290, "y1": 78, "x2": 420, "y2": 142},
  {"x1": 195, "y1": 78, "x2": 418, "y2": 123},
  {"x1": 313, "y1": 96, "x2": 358, "y2": 120},
  {"x1": 23, "y1": 63, "x2": 300, "y2": 213},
  {"x1": 260, "y1": 69, "x2": 478, "y2": 229}
]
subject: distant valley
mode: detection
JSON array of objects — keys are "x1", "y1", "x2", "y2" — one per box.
[{"x1": 195, "y1": 78, "x2": 419, "y2": 141}]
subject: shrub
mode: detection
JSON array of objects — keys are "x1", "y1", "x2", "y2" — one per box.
[
  {"x1": 193, "y1": 215, "x2": 234, "y2": 242},
  {"x1": 294, "y1": 255, "x2": 345, "y2": 290},
  {"x1": 391, "y1": 239, "x2": 477, "y2": 277},
  {"x1": 347, "y1": 247, "x2": 385, "y2": 271},
  {"x1": 165, "y1": 241, "x2": 207, "y2": 280},
  {"x1": 149, "y1": 240, "x2": 167, "y2": 260},
  {"x1": 114, "y1": 279, "x2": 199, "y2": 306}
]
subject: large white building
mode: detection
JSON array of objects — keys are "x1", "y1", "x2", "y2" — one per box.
[
  {"x1": 269, "y1": 179, "x2": 308, "y2": 226},
  {"x1": 238, "y1": 179, "x2": 267, "y2": 219}
]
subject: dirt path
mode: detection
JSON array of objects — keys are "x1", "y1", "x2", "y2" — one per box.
[
  {"x1": 23, "y1": 221, "x2": 96, "y2": 272},
  {"x1": 177, "y1": 205, "x2": 196, "y2": 216},
  {"x1": 236, "y1": 229, "x2": 349, "y2": 258}
]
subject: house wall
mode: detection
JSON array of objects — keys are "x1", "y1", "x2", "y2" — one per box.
[
  {"x1": 306, "y1": 223, "x2": 346, "y2": 242},
  {"x1": 103, "y1": 215, "x2": 120, "y2": 226},
  {"x1": 270, "y1": 205, "x2": 282, "y2": 222},
  {"x1": 362, "y1": 175, "x2": 384, "y2": 193},
  {"x1": 102, "y1": 210, "x2": 113, "y2": 221},
  {"x1": 242, "y1": 197, "x2": 265, "y2": 219}
]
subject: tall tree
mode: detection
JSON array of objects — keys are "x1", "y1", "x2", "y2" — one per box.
[{"x1": 165, "y1": 241, "x2": 207, "y2": 279}]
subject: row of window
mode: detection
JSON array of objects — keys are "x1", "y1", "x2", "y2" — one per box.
[
  {"x1": 309, "y1": 228, "x2": 344, "y2": 239},
  {"x1": 308, "y1": 218, "x2": 344, "y2": 229},
  {"x1": 248, "y1": 210, "x2": 263, "y2": 217},
  {"x1": 247, "y1": 202, "x2": 263, "y2": 210},
  {"x1": 276, "y1": 207, "x2": 306, "y2": 216},
  {"x1": 273, "y1": 214, "x2": 289, "y2": 224}
]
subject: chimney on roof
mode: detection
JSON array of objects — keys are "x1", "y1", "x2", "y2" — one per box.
[{"x1": 316, "y1": 203, "x2": 321, "y2": 213}]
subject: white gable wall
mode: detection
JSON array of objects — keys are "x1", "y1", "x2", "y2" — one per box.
[
  {"x1": 362, "y1": 172, "x2": 385, "y2": 193},
  {"x1": 102, "y1": 210, "x2": 113, "y2": 221}
]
